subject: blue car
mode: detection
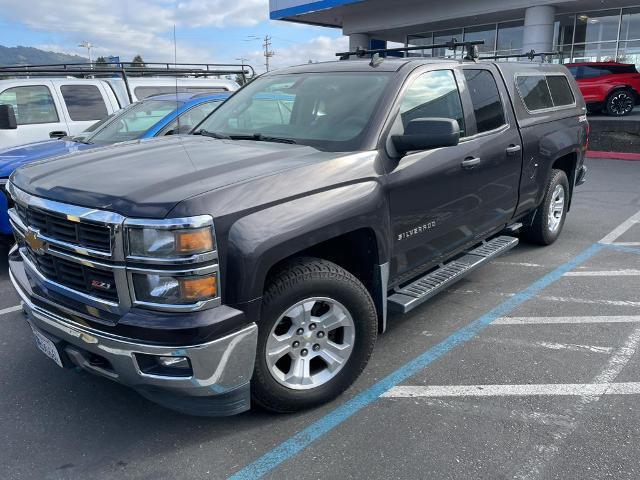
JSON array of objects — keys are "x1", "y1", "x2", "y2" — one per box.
[{"x1": 0, "y1": 92, "x2": 230, "y2": 234}]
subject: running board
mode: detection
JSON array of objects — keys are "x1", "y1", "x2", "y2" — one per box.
[{"x1": 388, "y1": 236, "x2": 519, "y2": 314}]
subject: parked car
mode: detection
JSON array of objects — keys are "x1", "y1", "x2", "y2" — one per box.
[
  {"x1": 0, "y1": 66, "x2": 240, "y2": 149},
  {"x1": 566, "y1": 62, "x2": 640, "y2": 116},
  {"x1": 7, "y1": 56, "x2": 587, "y2": 416},
  {"x1": 0, "y1": 92, "x2": 230, "y2": 235}
]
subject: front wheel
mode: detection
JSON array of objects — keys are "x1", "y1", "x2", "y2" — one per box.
[
  {"x1": 522, "y1": 169, "x2": 569, "y2": 246},
  {"x1": 252, "y1": 257, "x2": 377, "y2": 413}
]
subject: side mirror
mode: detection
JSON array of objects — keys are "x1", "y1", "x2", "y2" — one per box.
[
  {"x1": 392, "y1": 118, "x2": 460, "y2": 156},
  {"x1": 0, "y1": 105, "x2": 17, "y2": 130}
]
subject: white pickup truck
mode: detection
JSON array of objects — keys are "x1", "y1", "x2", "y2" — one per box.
[{"x1": 0, "y1": 64, "x2": 244, "y2": 149}]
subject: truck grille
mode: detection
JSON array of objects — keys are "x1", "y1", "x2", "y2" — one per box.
[
  {"x1": 16, "y1": 203, "x2": 111, "y2": 252},
  {"x1": 25, "y1": 249, "x2": 119, "y2": 303}
]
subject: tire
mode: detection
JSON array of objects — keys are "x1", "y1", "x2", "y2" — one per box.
[
  {"x1": 522, "y1": 169, "x2": 569, "y2": 246},
  {"x1": 605, "y1": 89, "x2": 636, "y2": 117},
  {"x1": 252, "y1": 257, "x2": 377, "y2": 413}
]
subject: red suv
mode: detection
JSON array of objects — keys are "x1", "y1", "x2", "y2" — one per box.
[{"x1": 566, "y1": 62, "x2": 640, "y2": 116}]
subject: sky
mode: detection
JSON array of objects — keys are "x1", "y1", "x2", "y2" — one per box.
[{"x1": 0, "y1": 0, "x2": 349, "y2": 73}]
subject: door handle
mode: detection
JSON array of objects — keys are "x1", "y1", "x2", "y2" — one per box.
[
  {"x1": 49, "y1": 131, "x2": 67, "y2": 139},
  {"x1": 506, "y1": 144, "x2": 522, "y2": 155},
  {"x1": 461, "y1": 156, "x2": 481, "y2": 169}
]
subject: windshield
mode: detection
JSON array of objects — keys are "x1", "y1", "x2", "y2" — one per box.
[
  {"x1": 196, "y1": 72, "x2": 391, "y2": 151},
  {"x1": 87, "y1": 100, "x2": 180, "y2": 145}
]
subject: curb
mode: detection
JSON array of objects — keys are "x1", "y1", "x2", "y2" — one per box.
[{"x1": 586, "y1": 151, "x2": 640, "y2": 161}]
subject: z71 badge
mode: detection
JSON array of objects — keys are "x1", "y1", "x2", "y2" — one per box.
[{"x1": 397, "y1": 221, "x2": 436, "y2": 241}]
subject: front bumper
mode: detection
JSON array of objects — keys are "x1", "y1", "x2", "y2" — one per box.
[{"x1": 10, "y1": 250, "x2": 258, "y2": 416}]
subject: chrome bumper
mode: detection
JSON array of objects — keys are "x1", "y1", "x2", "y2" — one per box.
[{"x1": 10, "y1": 259, "x2": 258, "y2": 415}]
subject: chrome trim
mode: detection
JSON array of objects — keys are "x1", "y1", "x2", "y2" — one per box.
[
  {"x1": 124, "y1": 215, "x2": 213, "y2": 230},
  {"x1": 12, "y1": 267, "x2": 257, "y2": 397},
  {"x1": 19, "y1": 248, "x2": 123, "y2": 314},
  {"x1": 7, "y1": 182, "x2": 125, "y2": 261}
]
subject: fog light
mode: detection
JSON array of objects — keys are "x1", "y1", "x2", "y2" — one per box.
[
  {"x1": 136, "y1": 353, "x2": 193, "y2": 377},
  {"x1": 157, "y1": 356, "x2": 190, "y2": 368}
]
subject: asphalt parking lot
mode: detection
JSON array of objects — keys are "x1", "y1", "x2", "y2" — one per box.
[{"x1": 1, "y1": 157, "x2": 639, "y2": 480}]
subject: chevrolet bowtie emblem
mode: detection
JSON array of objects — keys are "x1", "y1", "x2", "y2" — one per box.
[{"x1": 25, "y1": 227, "x2": 46, "y2": 255}]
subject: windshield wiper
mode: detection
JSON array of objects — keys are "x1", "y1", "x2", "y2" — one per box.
[
  {"x1": 197, "y1": 130, "x2": 232, "y2": 140},
  {"x1": 229, "y1": 133, "x2": 297, "y2": 144}
]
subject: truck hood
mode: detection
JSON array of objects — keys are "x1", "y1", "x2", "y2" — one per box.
[
  {"x1": 11, "y1": 135, "x2": 334, "y2": 218},
  {"x1": 0, "y1": 139, "x2": 95, "y2": 178}
]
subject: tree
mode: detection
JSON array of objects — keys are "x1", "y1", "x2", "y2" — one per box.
[
  {"x1": 131, "y1": 55, "x2": 146, "y2": 68},
  {"x1": 95, "y1": 56, "x2": 108, "y2": 68}
]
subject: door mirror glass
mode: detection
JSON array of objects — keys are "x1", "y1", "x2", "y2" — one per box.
[
  {"x1": 0, "y1": 104, "x2": 17, "y2": 130},
  {"x1": 392, "y1": 118, "x2": 460, "y2": 155}
]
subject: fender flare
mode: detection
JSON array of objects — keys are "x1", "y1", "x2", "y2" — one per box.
[{"x1": 223, "y1": 181, "x2": 390, "y2": 306}]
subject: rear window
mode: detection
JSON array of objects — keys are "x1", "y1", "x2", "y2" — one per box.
[
  {"x1": 516, "y1": 75, "x2": 553, "y2": 111},
  {"x1": 60, "y1": 85, "x2": 108, "y2": 121},
  {"x1": 546, "y1": 76, "x2": 575, "y2": 106}
]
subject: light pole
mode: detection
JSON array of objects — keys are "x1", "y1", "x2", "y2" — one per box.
[
  {"x1": 245, "y1": 35, "x2": 275, "y2": 72},
  {"x1": 78, "y1": 41, "x2": 94, "y2": 64}
]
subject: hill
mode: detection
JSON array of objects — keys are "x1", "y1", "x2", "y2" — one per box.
[{"x1": 0, "y1": 45, "x2": 88, "y2": 66}]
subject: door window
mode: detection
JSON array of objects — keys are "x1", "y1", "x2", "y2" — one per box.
[
  {"x1": 161, "y1": 100, "x2": 224, "y2": 134},
  {"x1": 462, "y1": 69, "x2": 506, "y2": 133},
  {"x1": 399, "y1": 70, "x2": 465, "y2": 135},
  {"x1": 60, "y1": 85, "x2": 109, "y2": 121},
  {"x1": 0, "y1": 85, "x2": 59, "y2": 125}
]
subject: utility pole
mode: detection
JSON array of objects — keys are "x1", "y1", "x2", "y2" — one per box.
[
  {"x1": 78, "y1": 41, "x2": 94, "y2": 64},
  {"x1": 263, "y1": 35, "x2": 275, "y2": 72},
  {"x1": 246, "y1": 35, "x2": 275, "y2": 72}
]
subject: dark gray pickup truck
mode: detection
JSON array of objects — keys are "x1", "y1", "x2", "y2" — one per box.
[{"x1": 7, "y1": 56, "x2": 588, "y2": 416}]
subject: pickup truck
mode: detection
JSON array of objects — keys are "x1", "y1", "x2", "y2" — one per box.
[{"x1": 7, "y1": 57, "x2": 588, "y2": 416}]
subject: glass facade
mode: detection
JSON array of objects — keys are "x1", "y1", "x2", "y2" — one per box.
[{"x1": 407, "y1": 6, "x2": 640, "y2": 66}]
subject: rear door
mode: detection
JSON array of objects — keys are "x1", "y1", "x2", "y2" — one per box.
[
  {"x1": 456, "y1": 65, "x2": 522, "y2": 239},
  {"x1": 54, "y1": 82, "x2": 114, "y2": 136},
  {"x1": 0, "y1": 81, "x2": 69, "y2": 149}
]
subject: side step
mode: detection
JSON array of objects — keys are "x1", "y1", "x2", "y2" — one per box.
[{"x1": 388, "y1": 236, "x2": 519, "y2": 314}]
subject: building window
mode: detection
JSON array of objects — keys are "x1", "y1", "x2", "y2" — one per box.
[
  {"x1": 572, "y1": 42, "x2": 618, "y2": 62},
  {"x1": 433, "y1": 29, "x2": 464, "y2": 58},
  {"x1": 497, "y1": 20, "x2": 524, "y2": 56},
  {"x1": 464, "y1": 24, "x2": 497, "y2": 54},
  {"x1": 620, "y1": 7, "x2": 640, "y2": 42},
  {"x1": 618, "y1": 40, "x2": 640, "y2": 66},
  {"x1": 463, "y1": 69, "x2": 505, "y2": 133},
  {"x1": 574, "y1": 10, "x2": 620, "y2": 44},
  {"x1": 554, "y1": 14, "x2": 576, "y2": 48}
]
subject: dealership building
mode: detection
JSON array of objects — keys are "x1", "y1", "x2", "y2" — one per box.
[{"x1": 270, "y1": 0, "x2": 640, "y2": 65}]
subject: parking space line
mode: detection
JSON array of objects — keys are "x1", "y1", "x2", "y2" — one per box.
[
  {"x1": 479, "y1": 336, "x2": 613, "y2": 354},
  {"x1": 0, "y1": 305, "x2": 22, "y2": 316},
  {"x1": 611, "y1": 242, "x2": 640, "y2": 247},
  {"x1": 512, "y1": 327, "x2": 640, "y2": 479},
  {"x1": 382, "y1": 382, "x2": 640, "y2": 398},
  {"x1": 564, "y1": 269, "x2": 640, "y2": 276},
  {"x1": 600, "y1": 211, "x2": 640, "y2": 244},
  {"x1": 603, "y1": 244, "x2": 640, "y2": 255},
  {"x1": 494, "y1": 315, "x2": 640, "y2": 325}
]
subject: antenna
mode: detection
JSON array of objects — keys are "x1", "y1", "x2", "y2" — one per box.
[{"x1": 174, "y1": 25, "x2": 180, "y2": 134}]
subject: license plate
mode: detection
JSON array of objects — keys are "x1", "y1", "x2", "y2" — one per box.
[{"x1": 31, "y1": 327, "x2": 63, "y2": 368}]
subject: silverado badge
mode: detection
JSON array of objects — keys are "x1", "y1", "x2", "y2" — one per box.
[{"x1": 25, "y1": 227, "x2": 47, "y2": 255}]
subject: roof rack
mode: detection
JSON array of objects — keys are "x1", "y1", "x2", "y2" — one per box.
[
  {"x1": 336, "y1": 40, "x2": 485, "y2": 61},
  {"x1": 0, "y1": 62, "x2": 254, "y2": 103},
  {"x1": 479, "y1": 50, "x2": 560, "y2": 61}
]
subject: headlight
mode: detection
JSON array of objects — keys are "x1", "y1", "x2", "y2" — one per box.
[
  {"x1": 126, "y1": 216, "x2": 215, "y2": 259},
  {"x1": 132, "y1": 272, "x2": 218, "y2": 305}
]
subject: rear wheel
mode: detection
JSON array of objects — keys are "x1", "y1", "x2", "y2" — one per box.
[
  {"x1": 522, "y1": 169, "x2": 569, "y2": 246},
  {"x1": 605, "y1": 89, "x2": 635, "y2": 116},
  {"x1": 252, "y1": 257, "x2": 377, "y2": 413}
]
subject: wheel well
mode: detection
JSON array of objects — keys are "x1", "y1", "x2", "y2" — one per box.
[
  {"x1": 552, "y1": 152, "x2": 577, "y2": 208},
  {"x1": 264, "y1": 228, "x2": 380, "y2": 297}
]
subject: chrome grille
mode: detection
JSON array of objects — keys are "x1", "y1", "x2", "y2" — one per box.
[
  {"x1": 25, "y1": 249, "x2": 119, "y2": 303},
  {"x1": 16, "y1": 203, "x2": 111, "y2": 252}
]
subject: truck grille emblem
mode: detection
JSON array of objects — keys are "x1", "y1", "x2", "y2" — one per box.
[
  {"x1": 25, "y1": 227, "x2": 46, "y2": 255},
  {"x1": 91, "y1": 280, "x2": 112, "y2": 290}
]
